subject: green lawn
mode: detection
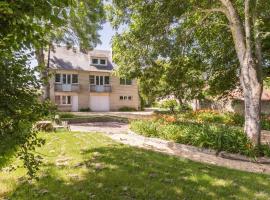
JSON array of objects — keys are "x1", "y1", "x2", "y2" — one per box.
[{"x1": 1, "y1": 131, "x2": 270, "y2": 200}]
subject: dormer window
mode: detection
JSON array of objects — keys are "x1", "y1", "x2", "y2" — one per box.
[
  {"x1": 91, "y1": 57, "x2": 107, "y2": 66},
  {"x1": 92, "y1": 58, "x2": 99, "y2": 65}
]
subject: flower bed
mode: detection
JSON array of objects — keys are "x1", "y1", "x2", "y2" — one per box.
[{"x1": 130, "y1": 119, "x2": 270, "y2": 158}]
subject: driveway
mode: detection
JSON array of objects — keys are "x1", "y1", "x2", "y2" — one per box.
[
  {"x1": 71, "y1": 111, "x2": 154, "y2": 120},
  {"x1": 70, "y1": 122, "x2": 129, "y2": 134}
]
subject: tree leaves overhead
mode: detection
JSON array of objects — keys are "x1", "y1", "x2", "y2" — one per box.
[{"x1": 110, "y1": 0, "x2": 245, "y2": 98}]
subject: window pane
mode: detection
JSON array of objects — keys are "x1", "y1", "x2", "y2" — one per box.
[
  {"x1": 72, "y1": 74, "x2": 78, "y2": 83},
  {"x1": 89, "y1": 75, "x2": 95, "y2": 84},
  {"x1": 92, "y1": 58, "x2": 98, "y2": 64},
  {"x1": 120, "y1": 96, "x2": 123, "y2": 100},
  {"x1": 120, "y1": 78, "x2": 125, "y2": 85},
  {"x1": 126, "y1": 79, "x2": 132, "y2": 85},
  {"x1": 96, "y1": 76, "x2": 100, "y2": 85},
  {"x1": 124, "y1": 96, "x2": 127, "y2": 100},
  {"x1": 63, "y1": 74, "x2": 66, "y2": 84},
  {"x1": 100, "y1": 59, "x2": 106, "y2": 65},
  {"x1": 128, "y1": 96, "x2": 132, "y2": 100},
  {"x1": 55, "y1": 96, "x2": 61, "y2": 104},
  {"x1": 100, "y1": 76, "x2": 103, "y2": 85},
  {"x1": 67, "y1": 74, "x2": 71, "y2": 84},
  {"x1": 55, "y1": 74, "x2": 61, "y2": 83},
  {"x1": 105, "y1": 76, "x2": 110, "y2": 84},
  {"x1": 67, "y1": 96, "x2": 71, "y2": 104}
]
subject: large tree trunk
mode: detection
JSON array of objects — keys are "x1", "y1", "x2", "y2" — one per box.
[
  {"x1": 241, "y1": 56, "x2": 262, "y2": 145},
  {"x1": 36, "y1": 45, "x2": 50, "y2": 101},
  {"x1": 218, "y1": 0, "x2": 263, "y2": 145}
]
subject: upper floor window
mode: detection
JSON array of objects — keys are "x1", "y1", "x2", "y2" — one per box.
[
  {"x1": 120, "y1": 78, "x2": 132, "y2": 85},
  {"x1": 55, "y1": 74, "x2": 78, "y2": 84},
  {"x1": 92, "y1": 58, "x2": 99, "y2": 65},
  {"x1": 55, "y1": 74, "x2": 61, "y2": 83},
  {"x1": 72, "y1": 74, "x2": 78, "y2": 84},
  {"x1": 89, "y1": 75, "x2": 110, "y2": 85},
  {"x1": 91, "y1": 58, "x2": 107, "y2": 66}
]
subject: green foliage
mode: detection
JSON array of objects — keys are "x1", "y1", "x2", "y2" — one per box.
[
  {"x1": 0, "y1": 0, "x2": 104, "y2": 178},
  {"x1": 130, "y1": 119, "x2": 270, "y2": 157},
  {"x1": 118, "y1": 106, "x2": 137, "y2": 112},
  {"x1": 79, "y1": 108, "x2": 92, "y2": 112},
  {"x1": 0, "y1": 51, "x2": 54, "y2": 177},
  {"x1": 160, "y1": 99, "x2": 178, "y2": 113},
  {"x1": 58, "y1": 113, "x2": 76, "y2": 119}
]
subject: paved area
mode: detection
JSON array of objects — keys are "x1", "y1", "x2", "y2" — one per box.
[
  {"x1": 70, "y1": 122, "x2": 270, "y2": 174},
  {"x1": 71, "y1": 111, "x2": 154, "y2": 119}
]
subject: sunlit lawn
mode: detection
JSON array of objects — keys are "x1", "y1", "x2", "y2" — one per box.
[{"x1": 1, "y1": 131, "x2": 270, "y2": 200}]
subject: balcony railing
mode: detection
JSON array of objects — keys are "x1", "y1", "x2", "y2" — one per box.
[
  {"x1": 90, "y1": 85, "x2": 112, "y2": 93},
  {"x1": 54, "y1": 83, "x2": 80, "y2": 92}
]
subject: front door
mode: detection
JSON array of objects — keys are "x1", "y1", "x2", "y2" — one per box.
[{"x1": 62, "y1": 74, "x2": 71, "y2": 91}]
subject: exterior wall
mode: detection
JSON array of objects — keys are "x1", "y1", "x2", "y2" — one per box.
[
  {"x1": 110, "y1": 76, "x2": 140, "y2": 111},
  {"x1": 49, "y1": 69, "x2": 140, "y2": 111}
]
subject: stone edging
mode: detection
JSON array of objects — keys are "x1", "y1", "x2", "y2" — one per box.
[{"x1": 128, "y1": 130, "x2": 270, "y2": 164}]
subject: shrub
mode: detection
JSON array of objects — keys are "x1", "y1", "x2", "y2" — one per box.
[
  {"x1": 59, "y1": 112, "x2": 75, "y2": 119},
  {"x1": 160, "y1": 99, "x2": 178, "y2": 113},
  {"x1": 130, "y1": 120, "x2": 269, "y2": 157},
  {"x1": 118, "y1": 106, "x2": 137, "y2": 112},
  {"x1": 177, "y1": 104, "x2": 192, "y2": 112},
  {"x1": 79, "y1": 108, "x2": 91, "y2": 112}
]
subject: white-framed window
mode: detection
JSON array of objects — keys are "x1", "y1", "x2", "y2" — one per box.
[
  {"x1": 120, "y1": 78, "x2": 132, "y2": 85},
  {"x1": 62, "y1": 96, "x2": 71, "y2": 105},
  {"x1": 55, "y1": 95, "x2": 71, "y2": 105},
  {"x1": 55, "y1": 74, "x2": 61, "y2": 83},
  {"x1": 89, "y1": 75, "x2": 110, "y2": 85},
  {"x1": 55, "y1": 74, "x2": 78, "y2": 84},
  {"x1": 91, "y1": 58, "x2": 107, "y2": 66},
  {"x1": 119, "y1": 96, "x2": 132, "y2": 101},
  {"x1": 89, "y1": 75, "x2": 95, "y2": 85},
  {"x1": 72, "y1": 74, "x2": 78, "y2": 83}
]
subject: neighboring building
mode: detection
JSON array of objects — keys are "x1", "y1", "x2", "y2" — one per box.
[
  {"x1": 190, "y1": 88, "x2": 270, "y2": 114},
  {"x1": 47, "y1": 46, "x2": 140, "y2": 112}
]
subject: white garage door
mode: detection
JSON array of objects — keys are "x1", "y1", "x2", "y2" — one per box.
[{"x1": 90, "y1": 96, "x2": 110, "y2": 111}]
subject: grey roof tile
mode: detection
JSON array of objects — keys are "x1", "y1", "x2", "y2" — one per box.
[{"x1": 49, "y1": 46, "x2": 114, "y2": 72}]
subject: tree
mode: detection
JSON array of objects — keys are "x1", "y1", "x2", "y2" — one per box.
[
  {"x1": 0, "y1": 0, "x2": 104, "y2": 177},
  {"x1": 109, "y1": 0, "x2": 270, "y2": 145}
]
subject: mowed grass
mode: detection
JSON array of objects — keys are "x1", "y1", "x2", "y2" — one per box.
[{"x1": 1, "y1": 131, "x2": 270, "y2": 200}]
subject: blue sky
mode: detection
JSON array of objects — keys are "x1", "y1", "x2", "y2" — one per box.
[{"x1": 96, "y1": 22, "x2": 115, "y2": 50}]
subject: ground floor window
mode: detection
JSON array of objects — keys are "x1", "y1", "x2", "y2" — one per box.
[
  {"x1": 120, "y1": 96, "x2": 132, "y2": 101},
  {"x1": 55, "y1": 95, "x2": 71, "y2": 105}
]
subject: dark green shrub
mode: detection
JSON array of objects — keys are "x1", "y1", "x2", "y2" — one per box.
[
  {"x1": 118, "y1": 106, "x2": 137, "y2": 112},
  {"x1": 59, "y1": 112, "x2": 75, "y2": 119},
  {"x1": 79, "y1": 108, "x2": 91, "y2": 112}
]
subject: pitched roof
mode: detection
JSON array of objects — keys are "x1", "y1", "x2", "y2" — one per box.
[{"x1": 49, "y1": 46, "x2": 114, "y2": 72}]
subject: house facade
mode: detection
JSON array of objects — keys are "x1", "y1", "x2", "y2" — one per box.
[{"x1": 47, "y1": 46, "x2": 140, "y2": 112}]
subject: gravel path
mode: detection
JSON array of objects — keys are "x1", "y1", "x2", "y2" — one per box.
[{"x1": 70, "y1": 122, "x2": 270, "y2": 174}]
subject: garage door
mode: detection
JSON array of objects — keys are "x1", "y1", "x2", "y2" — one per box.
[{"x1": 90, "y1": 96, "x2": 110, "y2": 111}]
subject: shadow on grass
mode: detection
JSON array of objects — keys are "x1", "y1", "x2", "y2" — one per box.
[{"x1": 8, "y1": 144, "x2": 270, "y2": 200}]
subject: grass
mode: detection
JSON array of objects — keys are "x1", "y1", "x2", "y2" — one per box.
[{"x1": 1, "y1": 131, "x2": 270, "y2": 199}]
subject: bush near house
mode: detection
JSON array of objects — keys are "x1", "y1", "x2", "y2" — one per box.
[
  {"x1": 130, "y1": 119, "x2": 270, "y2": 157},
  {"x1": 118, "y1": 106, "x2": 137, "y2": 112},
  {"x1": 160, "y1": 99, "x2": 179, "y2": 113}
]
